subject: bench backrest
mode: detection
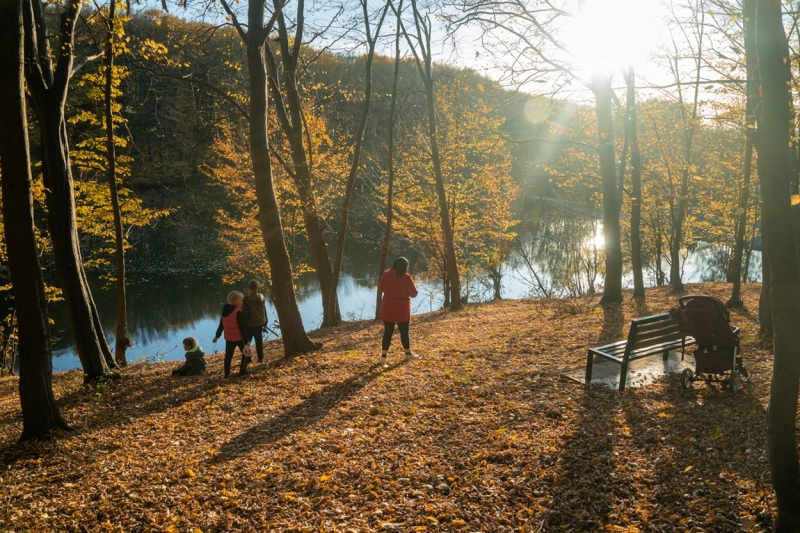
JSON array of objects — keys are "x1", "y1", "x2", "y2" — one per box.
[{"x1": 624, "y1": 313, "x2": 685, "y2": 354}]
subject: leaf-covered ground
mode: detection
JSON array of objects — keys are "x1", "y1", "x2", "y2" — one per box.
[{"x1": 0, "y1": 283, "x2": 778, "y2": 532}]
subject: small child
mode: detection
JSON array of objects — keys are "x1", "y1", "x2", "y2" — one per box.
[
  {"x1": 212, "y1": 291, "x2": 250, "y2": 377},
  {"x1": 241, "y1": 279, "x2": 268, "y2": 363},
  {"x1": 172, "y1": 337, "x2": 206, "y2": 376}
]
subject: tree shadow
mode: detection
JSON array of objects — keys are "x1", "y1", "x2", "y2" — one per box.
[
  {"x1": 621, "y1": 380, "x2": 773, "y2": 529},
  {"x1": 544, "y1": 385, "x2": 622, "y2": 529},
  {"x1": 633, "y1": 295, "x2": 650, "y2": 317},
  {"x1": 209, "y1": 360, "x2": 406, "y2": 464},
  {"x1": 598, "y1": 302, "x2": 624, "y2": 345},
  {"x1": 540, "y1": 372, "x2": 771, "y2": 530}
]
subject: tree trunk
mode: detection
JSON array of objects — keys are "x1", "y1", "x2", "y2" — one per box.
[
  {"x1": 410, "y1": 0, "x2": 462, "y2": 310},
  {"x1": 328, "y1": 0, "x2": 388, "y2": 327},
  {"x1": 376, "y1": 2, "x2": 403, "y2": 319},
  {"x1": 760, "y1": 227, "x2": 773, "y2": 336},
  {"x1": 670, "y1": 184, "x2": 686, "y2": 291},
  {"x1": 267, "y1": 0, "x2": 341, "y2": 326},
  {"x1": 728, "y1": 0, "x2": 757, "y2": 309},
  {"x1": 670, "y1": 2, "x2": 706, "y2": 293},
  {"x1": 0, "y1": 0, "x2": 70, "y2": 439},
  {"x1": 246, "y1": 3, "x2": 319, "y2": 356},
  {"x1": 103, "y1": 0, "x2": 130, "y2": 364},
  {"x1": 755, "y1": 1, "x2": 800, "y2": 529},
  {"x1": 423, "y1": 74, "x2": 462, "y2": 310},
  {"x1": 624, "y1": 67, "x2": 645, "y2": 299},
  {"x1": 36, "y1": 98, "x2": 116, "y2": 380},
  {"x1": 594, "y1": 75, "x2": 622, "y2": 304},
  {"x1": 655, "y1": 210, "x2": 665, "y2": 286},
  {"x1": 728, "y1": 134, "x2": 753, "y2": 307},
  {"x1": 23, "y1": 0, "x2": 116, "y2": 382}
]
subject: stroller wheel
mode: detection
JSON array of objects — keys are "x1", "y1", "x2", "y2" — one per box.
[
  {"x1": 729, "y1": 371, "x2": 741, "y2": 393},
  {"x1": 681, "y1": 368, "x2": 694, "y2": 389}
]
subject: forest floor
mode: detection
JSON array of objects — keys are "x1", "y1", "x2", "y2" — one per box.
[{"x1": 0, "y1": 282, "x2": 778, "y2": 532}]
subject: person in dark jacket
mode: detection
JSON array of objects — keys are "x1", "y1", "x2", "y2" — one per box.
[
  {"x1": 241, "y1": 279, "x2": 268, "y2": 363},
  {"x1": 377, "y1": 256, "x2": 419, "y2": 367},
  {"x1": 172, "y1": 336, "x2": 207, "y2": 376},
  {"x1": 212, "y1": 291, "x2": 250, "y2": 377}
]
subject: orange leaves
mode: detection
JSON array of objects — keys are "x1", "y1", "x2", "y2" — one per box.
[{"x1": 0, "y1": 283, "x2": 777, "y2": 531}]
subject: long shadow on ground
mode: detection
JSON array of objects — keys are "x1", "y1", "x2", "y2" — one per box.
[{"x1": 209, "y1": 360, "x2": 406, "y2": 463}]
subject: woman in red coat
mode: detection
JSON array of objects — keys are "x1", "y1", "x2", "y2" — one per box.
[{"x1": 378, "y1": 257, "x2": 419, "y2": 366}]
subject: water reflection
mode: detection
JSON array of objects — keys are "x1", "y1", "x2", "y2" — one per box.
[{"x1": 46, "y1": 234, "x2": 760, "y2": 373}]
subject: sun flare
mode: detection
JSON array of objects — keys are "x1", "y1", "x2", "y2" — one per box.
[{"x1": 564, "y1": 0, "x2": 660, "y2": 76}]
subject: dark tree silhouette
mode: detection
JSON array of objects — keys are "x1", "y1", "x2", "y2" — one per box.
[
  {"x1": 755, "y1": 0, "x2": 800, "y2": 529},
  {"x1": 0, "y1": 0, "x2": 70, "y2": 439},
  {"x1": 23, "y1": 0, "x2": 117, "y2": 381}
]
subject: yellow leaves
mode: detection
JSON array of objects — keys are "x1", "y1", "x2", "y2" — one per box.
[
  {"x1": 791, "y1": 194, "x2": 800, "y2": 206},
  {"x1": 476, "y1": 83, "x2": 484, "y2": 92},
  {"x1": 0, "y1": 285, "x2": 774, "y2": 530},
  {"x1": 658, "y1": 412, "x2": 674, "y2": 419},
  {"x1": 516, "y1": 507, "x2": 534, "y2": 519},
  {"x1": 186, "y1": 468, "x2": 197, "y2": 478},
  {"x1": 684, "y1": 465, "x2": 694, "y2": 473}
]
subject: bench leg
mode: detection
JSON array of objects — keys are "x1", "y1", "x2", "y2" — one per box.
[
  {"x1": 663, "y1": 349, "x2": 669, "y2": 362},
  {"x1": 585, "y1": 351, "x2": 594, "y2": 387},
  {"x1": 619, "y1": 357, "x2": 629, "y2": 392}
]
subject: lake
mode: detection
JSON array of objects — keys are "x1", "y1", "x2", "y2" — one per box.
[{"x1": 45, "y1": 239, "x2": 760, "y2": 373}]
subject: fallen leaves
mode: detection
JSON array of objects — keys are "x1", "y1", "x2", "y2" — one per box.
[{"x1": 0, "y1": 282, "x2": 778, "y2": 531}]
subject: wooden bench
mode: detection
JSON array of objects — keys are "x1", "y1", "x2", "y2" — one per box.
[{"x1": 585, "y1": 313, "x2": 696, "y2": 391}]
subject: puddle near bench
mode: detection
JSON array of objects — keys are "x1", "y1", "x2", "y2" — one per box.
[{"x1": 562, "y1": 351, "x2": 697, "y2": 389}]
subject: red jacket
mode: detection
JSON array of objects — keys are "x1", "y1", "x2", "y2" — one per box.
[{"x1": 378, "y1": 268, "x2": 418, "y2": 323}]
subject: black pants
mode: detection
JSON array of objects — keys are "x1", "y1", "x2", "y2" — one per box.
[
  {"x1": 224, "y1": 340, "x2": 246, "y2": 377},
  {"x1": 382, "y1": 321, "x2": 410, "y2": 351},
  {"x1": 243, "y1": 326, "x2": 264, "y2": 362}
]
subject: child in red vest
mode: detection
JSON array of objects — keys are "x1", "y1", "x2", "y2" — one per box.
[{"x1": 212, "y1": 291, "x2": 250, "y2": 377}]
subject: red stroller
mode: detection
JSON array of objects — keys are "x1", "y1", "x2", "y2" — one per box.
[{"x1": 677, "y1": 295, "x2": 749, "y2": 392}]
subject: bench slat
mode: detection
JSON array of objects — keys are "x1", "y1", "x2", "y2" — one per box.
[
  {"x1": 589, "y1": 339, "x2": 626, "y2": 353},
  {"x1": 633, "y1": 330, "x2": 686, "y2": 350},
  {"x1": 631, "y1": 313, "x2": 673, "y2": 325},
  {"x1": 634, "y1": 326, "x2": 682, "y2": 340},
  {"x1": 631, "y1": 331, "x2": 686, "y2": 351},
  {"x1": 634, "y1": 319, "x2": 680, "y2": 335},
  {"x1": 629, "y1": 337, "x2": 694, "y2": 359}
]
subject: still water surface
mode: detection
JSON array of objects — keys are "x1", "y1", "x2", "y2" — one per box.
[{"x1": 48, "y1": 241, "x2": 760, "y2": 373}]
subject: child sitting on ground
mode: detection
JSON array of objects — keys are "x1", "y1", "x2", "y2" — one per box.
[{"x1": 172, "y1": 337, "x2": 206, "y2": 376}]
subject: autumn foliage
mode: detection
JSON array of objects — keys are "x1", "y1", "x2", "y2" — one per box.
[{"x1": 0, "y1": 283, "x2": 774, "y2": 531}]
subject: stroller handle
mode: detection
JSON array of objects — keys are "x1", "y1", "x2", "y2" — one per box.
[{"x1": 678, "y1": 294, "x2": 730, "y2": 321}]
